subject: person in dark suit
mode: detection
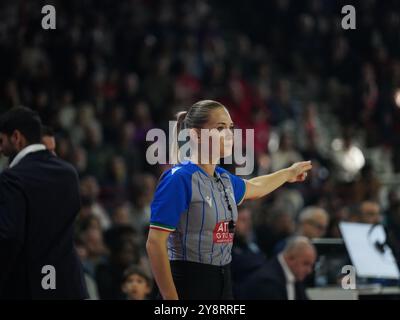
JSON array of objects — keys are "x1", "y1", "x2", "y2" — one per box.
[
  {"x1": 238, "y1": 236, "x2": 316, "y2": 300},
  {"x1": 232, "y1": 206, "x2": 266, "y2": 298},
  {"x1": 0, "y1": 107, "x2": 87, "y2": 299}
]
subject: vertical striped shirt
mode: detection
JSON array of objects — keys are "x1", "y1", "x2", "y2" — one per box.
[{"x1": 150, "y1": 161, "x2": 246, "y2": 266}]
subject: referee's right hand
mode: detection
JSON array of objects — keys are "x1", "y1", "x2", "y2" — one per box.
[{"x1": 287, "y1": 161, "x2": 313, "y2": 183}]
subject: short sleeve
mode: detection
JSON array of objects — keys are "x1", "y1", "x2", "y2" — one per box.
[
  {"x1": 227, "y1": 172, "x2": 246, "y2": 205},
  {"x1": 150, "y1": 170, "x2": 192, "y2": 232}
]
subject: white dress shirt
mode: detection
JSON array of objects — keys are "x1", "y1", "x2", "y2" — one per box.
[
  {"x1": 277, "y1": 253, "x2": 296, "y2": 300},
  {"x1": 9, "y1": 144, "x2": 47, "y2": 168}
]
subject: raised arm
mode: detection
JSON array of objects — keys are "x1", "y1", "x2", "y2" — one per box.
[{"x1": 243, "y1": 161, "x2": 312, "y2": 201}]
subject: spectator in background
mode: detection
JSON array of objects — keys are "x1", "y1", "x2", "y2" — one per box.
[
  {"x1": 274, "y1": 206, "x2": 329, "y2": 254},
  {"x1": 331, "y1": 128, "x2": 365, "y2": 184},
  {"x1": 351, "y1": 200, "x2": 383, "y2": 225},
  {"x1": 255, "y1": 152, "x2": 272, "y2": 177},
  {"x1": 95, "y1": 233, "x2": 142, "y2": 300},
  {"x1": 103, "y1": 105, "x2": 126, "y2": 146},
  {"x1": 55, "y1": 134, "x2": 74, "y2": 163},
  {"x1": 296, "y1": 206, "x2": 330, "y2": 239},
  {"x1": 41, "y1": 126, "x2": 56, "y2": 154},
  {"x1": 83, "y1": 121, "x2": 112, "y2": 181},
  {"x1": 327, "y1": 206, "x2": 350, "y2": 238},
  {"x1": 102, "y1": 156, "x2": 129, "y2": 209},
  {"x1": 104, "y1": 225, "x2": 143, "y2": 255},
  {"x1": 353, "y1": 163, "x2": 381, "y2": 203},
  {"x1": 74, "y1": 236, "x2": 100, "y2": 300},
  {"x1": 268, "y1": 79, "x2": 299, "y2": 126},
  {"x1": 121, "y1": 266, "x2": 153, "y2": 300},
  {"x1": 77, "y1": 215, "x2": 108, "y2": 277},
  {"x1": 70, "y1": 145, "x2": 88, "y2": 176},
  {"x1": 232, "y1": 206, "x2": 266, "y2": 297},
  {"x1": 112, "y1": 204, "x2": 132, "y2": 226},
  {"x1": 270, "y1": 132, "x2": 303, "y2": 172},
  {"x1": 255, "y1": 206, "x2": 295, "y2": 257},
  {"x1": 131, "y1": 101, "x2": 154, "y2": 147},
  {"x1": 296, "y1": 102, "x2": 327, "y2": 154},
  {"x1": 252, "y1": 107, "x2": 270, "y2": 155},
  {"x1": 238, "y1": 236, "x2": 316, "y2": 300},
  {"x1": 129, "y1": 173, "x2": 157, "y2": 235},
  {"x1": 221, "y1": 70, "x2": 253, "y2": 130},
  {"x1": 115, "y1": 122, "x2": 144, "y2": 176},
  {"x1": 80, "y1": 175, "x2": 112, "y2": 230}
]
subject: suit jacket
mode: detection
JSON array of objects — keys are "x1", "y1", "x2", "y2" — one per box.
[
  {"x1": 237, "y1": 256, "x2": 309, "y2": 300},
  {"x1": 0, "y1": 150, "x2": 87, "y2": 299}
]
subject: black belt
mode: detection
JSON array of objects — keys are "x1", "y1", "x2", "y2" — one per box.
[{"x1": 170, "y1": 260, "x2": 231, "y2": 275}]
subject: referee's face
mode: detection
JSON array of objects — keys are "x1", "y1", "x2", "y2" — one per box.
[{"x1": 201, "y1": 107, "x2": 234, "y2": 161}]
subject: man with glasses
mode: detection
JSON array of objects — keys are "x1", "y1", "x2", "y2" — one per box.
[
  {"x1": 273, "y1": 206, "x2": 329, "y2": 255},
  {"x1": 297, "y1": 207, "x2": 330, "y2": 239}
]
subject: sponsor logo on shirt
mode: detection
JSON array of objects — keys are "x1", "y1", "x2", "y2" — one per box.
[{"x1": 213, "y1": 220, "x2": 234, "y2": 243}]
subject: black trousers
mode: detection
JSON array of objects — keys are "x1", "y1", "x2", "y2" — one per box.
[{"x1": 170, "y1": 260, "x2": 233, "y2": 300}]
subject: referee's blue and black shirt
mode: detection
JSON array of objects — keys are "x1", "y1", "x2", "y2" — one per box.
[{"x1": 150, "y1": 160, "x2": 246, "y2": 266}]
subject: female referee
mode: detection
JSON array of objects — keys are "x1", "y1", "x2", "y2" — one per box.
[{"x1": 146, "y1": 100, "x2": 312, "y2": 300}]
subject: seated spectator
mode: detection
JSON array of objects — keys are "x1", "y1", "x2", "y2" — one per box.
[
  {"x1": 349, "y1": 200, "x2": 383, "y2": 225},
  {"x1": 129, "y1": 173, "x2": 157, "y2": 234},
  {"x1": 274, "y1": 206, "x2": 329, "y2": 254},
  {"x1": 352, "y1": 163, "x2": 381, "y2": 203},
  {"x1": 327, "y1": 206, "x2": 350, "y2": 238},
  {"x1": 80, "y1": 175, "x2": 112, "y2": 230},
  {"x1": 104, "y1": 225, "x2": 143, "y2": 255},
  {"x1": 270, "y1": 132, "x2": 303, "y2": 172},
  {"x1": 330, "y1": 129, "x2": 365, "y2": 183},
  {"x1": 74, "y1": 236, "x2": 100, "y2": 300},
  {"x1": 121, "y1": 266, "x2": 153, "y2": 300},
  {"x1": 255, "y1": 206, "x2": 295, "y2": 257},
  {"x1": 41, "y1": 125, "x2": 56, "y2": 154},
  {"x1": 101, "y1": 156, "x2": 129, "y2": 209},
  {"x1": 238, "y1": 236, "x2": 317, "y2": 300},
  {"x1": 359, "y1": 200, "x2": 383, "y2": 225},
  {"x1": 296, "y1": 206, "x2": 330, "y2": 239},
  {"x1": 77, "y1": 215, "x2": 108, "y2": 277},
  {"x1": 112, "y1": 204, "x2": 132, "y2": 226},
  {"x1": 232, "y1": 206, "x2": 266, "y2": 297},
  {"x1": 95, "y1": 236, "x2": 141, "y2": 300}
]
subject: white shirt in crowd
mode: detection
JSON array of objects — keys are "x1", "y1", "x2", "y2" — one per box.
[{"x1": 277, "y1": 253, "x2": 296, "y2": 300}]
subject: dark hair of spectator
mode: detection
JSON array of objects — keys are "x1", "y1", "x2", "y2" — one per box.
[
  {"x1": 0, "y1": 107, "x2": 42, "y2": 144},
  {"x1": 122, "y1": 265, "x2": 152, "y2": 287},
  {"x1": 77, "y1": 215, "x2": 101, "y2": 233},
  {"x1": 42, "y1": 125, "x2": 55, "y2": 137}
]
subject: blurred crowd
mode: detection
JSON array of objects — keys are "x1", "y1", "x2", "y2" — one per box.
[{"x1": 1, "y1": 0, "x2": 400, "y2": 299}]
